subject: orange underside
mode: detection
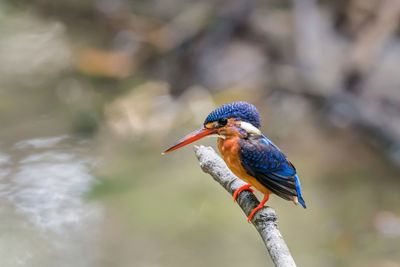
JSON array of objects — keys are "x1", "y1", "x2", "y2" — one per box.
[{"x1": 218, "y1": 137, "x2": 272, "y2": 196}]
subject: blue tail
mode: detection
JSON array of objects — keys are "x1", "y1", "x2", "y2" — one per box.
[{"x1": 294, "y1": 174, "x2": 306, "y2": 208}]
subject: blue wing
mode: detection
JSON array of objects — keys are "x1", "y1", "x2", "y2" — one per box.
[{"x1": 238, "y1": 135, "x2": 306, "y2": 208}]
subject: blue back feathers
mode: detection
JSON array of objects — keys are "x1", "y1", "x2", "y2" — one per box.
[
  {"x1": 204, "y1": 101, "x2": 261, "y2": 129},
  {"x1": 239, "y1": 135, "x2": 307, "y2": 208}
]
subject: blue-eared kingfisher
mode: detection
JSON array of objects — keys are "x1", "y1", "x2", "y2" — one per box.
[{"x1": 162, "y1": 101, "x2": 306, "y2": 222}]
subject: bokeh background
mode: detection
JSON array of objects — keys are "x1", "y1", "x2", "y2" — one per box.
[{"x1": 1, "y1": 0, "x2": 400, "y2": 266}]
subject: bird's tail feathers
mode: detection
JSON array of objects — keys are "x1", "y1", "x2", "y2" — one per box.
[
  {"x1": 294, "y1": 174, "x2": 306, "y2": 209},
  {"x1": 298, "y1": 195, "x2": 306, "y2": 209}
]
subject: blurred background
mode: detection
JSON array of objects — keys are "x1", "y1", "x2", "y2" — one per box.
[{"x1": 1, "y1": 0, "x2": 400, "y2": 266}]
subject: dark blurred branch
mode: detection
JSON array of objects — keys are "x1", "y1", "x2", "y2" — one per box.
[
  {"x1": 194, "y1": 145, "x2": 297, "y2": 267},
  {"x1": 344, "y1": 0, "x2": 400, "y2": 93},
  {"x1": 271, "y1": 87, "x2": 400, "y2": 166}
]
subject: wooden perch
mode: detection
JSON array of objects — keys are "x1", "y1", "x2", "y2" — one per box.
[{"x1": 194, "y1": 145, "x2": 296, "y2": 267}]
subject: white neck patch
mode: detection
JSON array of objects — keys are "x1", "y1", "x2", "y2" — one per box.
[{"x1": 240, "y1": 121, "x2": 261, "y2": 135}]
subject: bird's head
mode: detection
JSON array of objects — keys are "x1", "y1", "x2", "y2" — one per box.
[{"x1": 162, "y1": 101, "x2": 261, "y2": 154}]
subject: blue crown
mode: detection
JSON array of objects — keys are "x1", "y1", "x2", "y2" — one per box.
[{"x1": 204, "y1": 101, "x2": 261, "y2": 128}]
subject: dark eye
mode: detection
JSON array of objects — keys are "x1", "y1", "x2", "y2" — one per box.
[{"x1": 218, "y1": 118, "x2": 228, "y2": 126}]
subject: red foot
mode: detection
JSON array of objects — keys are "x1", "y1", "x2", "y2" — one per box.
[
  {"x1": 233, "y1": 184, "x2": 254, "y2": 202},
  {"x1": 247, "y1": 194, "x2": 269, "y2": 223}
]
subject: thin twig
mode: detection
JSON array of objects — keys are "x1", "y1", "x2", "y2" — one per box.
[{"x1": 194, "y1": 145, "x2": 296, "y2": 267}]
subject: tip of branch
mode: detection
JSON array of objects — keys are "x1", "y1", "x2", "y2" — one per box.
[{"x1": 193, "y1": 145, "x2": 211, "y2": 159}]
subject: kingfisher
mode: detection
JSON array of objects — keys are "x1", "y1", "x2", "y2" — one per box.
[{"x1": 162, "y1": 101, "x2": 306, "y2": 222}]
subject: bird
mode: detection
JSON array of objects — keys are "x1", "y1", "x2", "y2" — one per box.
[{"x1": 162, "y1": 101, "x2": 306, "y2": 222}]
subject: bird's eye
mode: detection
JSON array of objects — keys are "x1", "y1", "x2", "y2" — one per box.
[{"x1": 218, "y1": 118, "x2": 228, "y2": 126}]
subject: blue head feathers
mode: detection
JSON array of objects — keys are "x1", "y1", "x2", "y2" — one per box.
[{"x1": 204, "y1": 101, "x2": 261, "y2": 128}]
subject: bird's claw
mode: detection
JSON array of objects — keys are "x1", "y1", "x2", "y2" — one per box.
[
  {"x1": 233, "y1": 184, "x2": 254, "y2": 202},
  {"x1": 247, "y1": 194, "x2": 269, "y2": 223},
  {"x1": 247, "y1": 204, "x2": 264, "y2": 223}
]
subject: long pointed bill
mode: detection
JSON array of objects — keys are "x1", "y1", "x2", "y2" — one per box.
[{"x1": 162, "y1": 127, "x2": 217, "y2": 155}]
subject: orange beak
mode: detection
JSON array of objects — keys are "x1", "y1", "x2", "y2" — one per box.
[{"x1": 162, "y1": 127, "x2": 217, "y2": 155}]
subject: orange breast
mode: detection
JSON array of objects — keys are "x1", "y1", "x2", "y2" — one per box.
[{"x1": 217, "y1": 138, "x2": 271, "y2": 195}]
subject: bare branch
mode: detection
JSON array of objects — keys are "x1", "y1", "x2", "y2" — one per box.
[{"x1": 194, "y1": 145, "x2": 297, "y2": 267}]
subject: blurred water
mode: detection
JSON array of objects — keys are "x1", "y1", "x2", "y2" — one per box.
[{"x1": 0, "y1": 135, "x2": 102, "y2": 267}]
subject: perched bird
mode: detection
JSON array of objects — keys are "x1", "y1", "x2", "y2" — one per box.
[{"x1": 162, "y1": 101, "x2": 306, "y2": 222}]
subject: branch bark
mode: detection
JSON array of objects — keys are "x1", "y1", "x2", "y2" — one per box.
[{"x1": 194, "y1": 145, "x2": 297, "y2": 267}]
